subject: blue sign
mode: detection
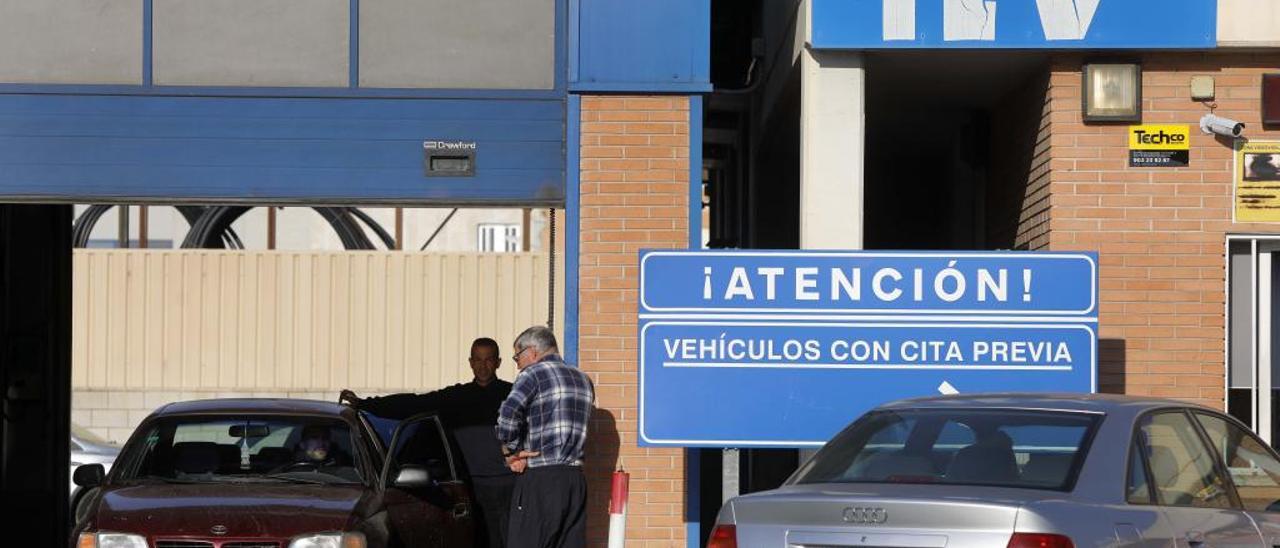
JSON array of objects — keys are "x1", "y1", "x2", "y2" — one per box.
[
  {"x1": 642, "y1": 251, "x2": 1095, "y2": 315},
  {"x1": 811, "y1": 0, "x2": 1216, "y2": 49},
  {"x1": 638, "y1": 250, "x2": 1098, "y2": 447}
]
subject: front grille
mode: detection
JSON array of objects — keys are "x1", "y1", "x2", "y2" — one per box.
[{"x1": 154, "y1": 542, "x2": 278, "y2": 548}]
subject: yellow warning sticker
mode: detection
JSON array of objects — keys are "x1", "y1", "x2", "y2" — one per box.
[{"x1": 1237, "y1": 141, "x2": 1280, "y2": 223}]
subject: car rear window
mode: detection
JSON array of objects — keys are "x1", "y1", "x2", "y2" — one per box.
[{"x1": 794, "y1": 409, "x2": 1101, "y2": 491}]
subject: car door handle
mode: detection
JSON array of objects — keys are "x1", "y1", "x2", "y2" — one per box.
[
  {"x1": 1185, "y1": 530, "x2": 1206, "y2": 546},
  {"x1": 452, "y1": 503, "x2": 470, "y2": 519}
]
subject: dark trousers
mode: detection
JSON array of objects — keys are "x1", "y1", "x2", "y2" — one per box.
[
  {"x1": 473, "y1": 475, "x2": 517, "y2": 548},
  {"x1": 506, "y1": 465, "x2": 586, "y2": 548}
]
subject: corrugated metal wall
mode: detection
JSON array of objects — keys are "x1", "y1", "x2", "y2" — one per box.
[{"x1": 72, "y1": 250, "x2": 563, "y2": 391}]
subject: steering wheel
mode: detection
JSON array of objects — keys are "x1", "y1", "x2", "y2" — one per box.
[{"x1": 269, "y1": 460, "x2": 323, "y2": 474}]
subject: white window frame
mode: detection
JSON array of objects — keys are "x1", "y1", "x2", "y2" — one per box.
[
  {"x1": 1226, "y1": 234, "x2": 1280, "y2": 444},
  {"x1": 477, "y1": 223, "x2": 521, "y2": 253}
]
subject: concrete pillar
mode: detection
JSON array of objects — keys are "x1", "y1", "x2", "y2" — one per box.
[{"x1": 800, "y1": 49, "x2": 866, "y2": 249}]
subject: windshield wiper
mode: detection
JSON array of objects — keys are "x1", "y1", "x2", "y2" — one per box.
[
  {"x1": 132, "y1": 475, "x2": 209, "y2": 484},
  {"x1": 259, "y1": 473, "x2": 332, "y2": 485}
]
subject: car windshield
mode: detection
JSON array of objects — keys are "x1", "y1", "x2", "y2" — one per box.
[
  {"x1": 794, "y1": 409, "x2": 1100, "y2": 491},
  {"x1": 120, "y1": 416, "x2": 364, "y2": 485}
]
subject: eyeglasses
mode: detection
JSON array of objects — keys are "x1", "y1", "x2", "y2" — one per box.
[{"x1": 512, "y1": 347, "x2": 530, "y2": 360}]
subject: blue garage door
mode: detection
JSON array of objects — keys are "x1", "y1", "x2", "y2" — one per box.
[{"x1": 0, "y1": 94, "x2": 565, "y2": 205}]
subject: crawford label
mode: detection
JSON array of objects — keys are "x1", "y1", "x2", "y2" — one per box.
[
  {"x1": 1129, "y1": 125, "x2": 1190, "y2": 168},
  {"x1": 638, "y1": 250, "x2": 1099, "y2": 447}
]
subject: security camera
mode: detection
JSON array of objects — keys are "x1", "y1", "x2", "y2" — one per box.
[{"x1": 1200, "y1": 114, "x2": 1245, "y2": 138}]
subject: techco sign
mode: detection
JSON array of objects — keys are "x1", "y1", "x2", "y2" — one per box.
[{"x1": 1131, "y1": 128, "x2": 1187, "y2": 147}]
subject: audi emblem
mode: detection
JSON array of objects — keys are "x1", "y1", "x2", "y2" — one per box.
[
  {"x1": 842, "y1": 507, "x2": 888, "y2": 524},
  {"x1": 210, "y1": 525, "x2": 229, "y2": 536}
]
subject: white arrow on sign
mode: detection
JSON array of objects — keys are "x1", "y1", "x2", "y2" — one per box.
[{"x1": 938, "y1": 381, "x2": 960, "y2": 395}]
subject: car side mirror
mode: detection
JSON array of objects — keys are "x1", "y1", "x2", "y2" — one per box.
[
  {"x1": 74, "y1": 463, "x2": 105, "y2": 488},
  {"x1": 393, "y1": 464, "x2": 432, "y2": 489}
]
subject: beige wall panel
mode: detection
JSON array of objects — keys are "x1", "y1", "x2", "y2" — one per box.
[
  {"x1": 368, "y1": 254, "x2": 388, "y2": 389},
  {"x1": 200, "y1": 254, "x2": 220, "y2": 387},
  {"x1": 359, "y1": 0, "x2": 555, "y2": 89},
  {"x1": 0, "y1": 0, "x2": 143, "y2": 84},
  {"x1": 329, "y1": 253, "x2": 352, "y2": 390},
  {"x1": 385, "y1": 255, "x2": 406, "y2": 391},
  {"x1": 72, "y1": 252, "x2": 90, "y2": 387},
  {"x1": 1219, "y1": 0, "x2": 1280, "y2": 45},
  {"x1": 153, "y1": 0, "x2": 349, "y2": 86},
  {"x1": 144, "y1": 255, "x2": 165, "y2": 388},
  {"x1": 404, "y1": 257, "x2": 426, "y2": 388},
  {"x1": 162, "y1": 254, "x2": 183, "y2": 387},
  {"x1": 218, "y1": 254, "x2": 240, "y2": 387},
  {"x1": 74, "y1": 250, "x2": 562, "y2": 392},
  {"x1": 126, "y1": 252, "x2": 147, "y2": 388},
  {"x1": 107, "y1": 253, "x2": 128, "y2": 387},
  {"x1": 236, "y1": 254, "x2": 260, "y2": 389},
  {"x1": 311, "y1": 255, "x2": 334, "y2": 391}
]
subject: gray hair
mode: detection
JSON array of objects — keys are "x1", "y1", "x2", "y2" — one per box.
[{"x1": 514, "y1": 325, "x2": 559, "y2": 355}]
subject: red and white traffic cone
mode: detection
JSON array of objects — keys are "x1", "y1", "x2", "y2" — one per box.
[{"x1": 607, "y1": 469, "x2": 630, "y2": 548}]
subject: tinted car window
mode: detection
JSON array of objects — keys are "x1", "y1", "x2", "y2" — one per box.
[
  {"x1": 123, "y1": 416, "x2": 363, "y2": 485},
  {"x1": 1127, "y1": 441, "x2": 1153, "y2": 504},
  {"x1": 1195, "y1": 412, "x2": 1280, "y2": 512},
  {"x1": 1137, "y1": 411, "x2": 1233, "y2": 509},
  {"x1": 388, "y1": 417, "x2": 455, "y2": 482},
  {"x1": 794, "y1": 409, "x2": 1098, "y2": 490}
]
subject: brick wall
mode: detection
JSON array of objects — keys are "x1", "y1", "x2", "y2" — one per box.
[
  {"x1": 1046, "y1": 53, "x2": 1280, "y2": 406},
  {"x1": 578, "y1": 95, "x2": 691, "y2": 546}
]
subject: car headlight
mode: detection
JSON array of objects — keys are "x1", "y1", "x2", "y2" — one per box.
[
  {"x1": 288, "y1": 532, "x2": 366, "y2": 548},
  {"x1": 77, "y1": 533, "x2": 148, "y2": 548}
]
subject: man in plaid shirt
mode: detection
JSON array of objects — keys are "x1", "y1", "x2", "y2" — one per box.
[{"x1": 497, "y1": 325, "x2": 595, "y2": 548}]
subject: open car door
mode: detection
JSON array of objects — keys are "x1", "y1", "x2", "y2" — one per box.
[{"x1": 380, "y1": 413, "x2": 476, "y2": 548}]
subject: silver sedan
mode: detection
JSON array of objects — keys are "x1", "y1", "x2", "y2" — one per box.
[{"x1": 710, "y1": 394, "x2": 1280, "y2": 547}]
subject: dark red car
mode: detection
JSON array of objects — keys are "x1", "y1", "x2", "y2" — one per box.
[{"x1": 70, "y1": 399, "x2": 476, "y2": 548}]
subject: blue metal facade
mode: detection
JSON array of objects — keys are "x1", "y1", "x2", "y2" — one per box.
[
  {"x1": 0, "y1": 94, "x2": 565, "y2": 204},
  {"x1": 570, "y1": 0, "x2": 712, "y2": 92},
  {"x1": 0, "y1": 0, "x2": 711, "y2": 204}
]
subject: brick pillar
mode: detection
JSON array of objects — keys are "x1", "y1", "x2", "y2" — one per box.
[{"x1": 578, "y1": 95, "x2": 690, "y2": 546}]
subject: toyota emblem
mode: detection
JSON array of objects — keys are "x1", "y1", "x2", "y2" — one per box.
[
  {"x1": 210, "y1": 525, "x2": 229, "y2": 536},
  {"x1": 842, "y1": 507, "x2": 888, "y2": 524}
]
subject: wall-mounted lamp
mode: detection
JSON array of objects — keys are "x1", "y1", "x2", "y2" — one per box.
[{"x1": 1082, "y1": 62, "x2": 1142, "y2": 123}]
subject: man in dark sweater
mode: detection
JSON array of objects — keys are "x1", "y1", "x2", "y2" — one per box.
[{"x1": 340, "y1": 337, "x2": 515, "y2": 548}]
